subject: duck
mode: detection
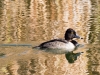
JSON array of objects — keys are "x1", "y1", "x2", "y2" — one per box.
[{"x1": 33, "y1": 28, "x2": 82, "y2": 54}]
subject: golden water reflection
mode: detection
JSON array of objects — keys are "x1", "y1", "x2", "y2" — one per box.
[
  {"x1": 0, "y1": 0, "x2": 100, "y2": 75},
  {"x1": 87, "y1": 0, "x2": 100, "y2": 75}
]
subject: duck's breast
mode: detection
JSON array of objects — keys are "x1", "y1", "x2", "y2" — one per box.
[{"x1": 64, "y1": 42, "x2": 75, "y2": 51}]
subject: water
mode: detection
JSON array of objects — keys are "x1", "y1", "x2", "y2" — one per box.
[
  {"x1": 87, "y1": 0, "x2": 100, "y2": 74},
  {"x1": 0, "y1": 0, "x2": 100, "y2": 75}
]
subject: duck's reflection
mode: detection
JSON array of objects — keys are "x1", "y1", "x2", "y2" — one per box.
[{"x1": 65, "y1": 52, "x2": 83, "y2": 63}]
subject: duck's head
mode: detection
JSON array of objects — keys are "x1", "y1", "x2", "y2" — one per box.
[{"x1": 64, "y1": 28, "x2": 81, "y2": 41}]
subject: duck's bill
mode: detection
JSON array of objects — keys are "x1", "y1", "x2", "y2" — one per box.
[{"x1": 74, "y1": 35, "x2": 83, "y2": 39}]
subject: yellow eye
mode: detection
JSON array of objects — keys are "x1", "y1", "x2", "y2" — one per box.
[{"x1": 71, "y1": 31, "x2": 74, "y2": 34}]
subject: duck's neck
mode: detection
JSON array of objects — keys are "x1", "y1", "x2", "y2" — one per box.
[
  {"x1": 65, "y1": 38, "x2": 72, "y2": 41},
  {"x1": 70, "y1": 40, "x2": 77, "y2": 46}
]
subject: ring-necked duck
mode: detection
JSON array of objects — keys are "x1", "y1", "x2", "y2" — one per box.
[
  {"x1": 33, "y1": 28, "x2": 82, "y2": 54},
  {"x1": 64, "y1": 28, "x2": 80, "y2": 41}
]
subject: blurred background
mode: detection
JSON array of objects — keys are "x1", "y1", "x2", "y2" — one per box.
[{"x1": 0, "y1": 0, "x2": 100, "y2": 75}]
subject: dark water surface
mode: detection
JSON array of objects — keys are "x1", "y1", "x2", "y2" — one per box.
[
  {"x1": 87, "y1": 0, "x2": 100, "y2": 75},
  {"x1": 0, "y1": 0, "x2": 100, "y2": 75}
]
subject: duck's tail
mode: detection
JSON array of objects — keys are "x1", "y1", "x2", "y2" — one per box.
[{"x1": 32, "y1": 46, "x2": 40, "y2": 49}]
